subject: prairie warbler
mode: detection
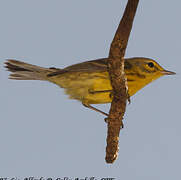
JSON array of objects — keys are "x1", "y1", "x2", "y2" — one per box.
[{"x1": 5, "y1": 57, "x2": 175, "y2": 115}]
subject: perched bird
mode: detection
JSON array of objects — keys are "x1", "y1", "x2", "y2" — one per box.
[{"x1": 5, "y1": 57, "x2": 175, "y2": 115}]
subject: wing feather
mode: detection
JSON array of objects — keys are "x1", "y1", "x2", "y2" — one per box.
[{"x1": 47, "y1": 58, "x2": 108, "y2": 77}]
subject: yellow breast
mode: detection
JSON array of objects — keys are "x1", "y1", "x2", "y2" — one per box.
[{"x1": 49, "y1": 71, "x2": 150, "y2": 104}]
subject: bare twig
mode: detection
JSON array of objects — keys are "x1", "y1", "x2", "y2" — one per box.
[{"x1": 106, "y1": 0, "x2": 139, "y2": 163}]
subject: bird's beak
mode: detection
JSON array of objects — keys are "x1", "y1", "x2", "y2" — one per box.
[{"x1": 162, "y1": 70, "x2": 176, "y2": 75}]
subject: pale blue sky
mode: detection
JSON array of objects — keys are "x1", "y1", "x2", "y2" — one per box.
[{"x1": 0, "y1": 0, "x2": 180, "y2": 179}]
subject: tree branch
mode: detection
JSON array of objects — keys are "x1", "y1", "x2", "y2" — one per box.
[{"x1": 106, "y1": 0, "x2": 139, "y2": 163}]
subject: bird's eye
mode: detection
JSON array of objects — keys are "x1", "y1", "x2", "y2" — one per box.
[{"x1": 148, "y1": 62, "x2": 154, "y2": 68}]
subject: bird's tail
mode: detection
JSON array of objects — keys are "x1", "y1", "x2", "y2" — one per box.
[{"x1": 5, "y1": 59, "x2": 58, "y2": 81}]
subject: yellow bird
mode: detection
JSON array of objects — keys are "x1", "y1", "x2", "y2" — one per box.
[{"x1": 5, "y1": 57, "x2": 175, "y2": 115}]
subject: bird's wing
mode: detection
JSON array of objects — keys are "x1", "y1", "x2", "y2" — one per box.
[{"x1": 47, "y1": 58, "x2": 108, "y2": 77}]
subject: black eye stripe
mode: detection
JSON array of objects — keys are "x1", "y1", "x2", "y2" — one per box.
[{"x1": 148, "y1": 62, "x2": 154, "y2": 68}]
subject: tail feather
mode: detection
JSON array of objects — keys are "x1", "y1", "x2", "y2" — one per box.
[{"x1": 5, "y1": 59, "x2": 58, "y2": 80}]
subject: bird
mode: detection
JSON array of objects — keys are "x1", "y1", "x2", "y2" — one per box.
[{"x1": 5, "y1": 57, "x2": 175, "y2": 116}]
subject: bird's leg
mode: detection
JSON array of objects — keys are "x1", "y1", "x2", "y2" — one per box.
[
  {"x1": 87, "y1": 89, "x2": 112, "y2": 117},
  {"x1": 86, "y1": 89, "x2": 111, "y2": 122},
  {"x1": 88, "y1": 89, "x2": 124, "y2": 128},
  {"x1": 82, "y1": 102, "x2": 109, "y2": 116},
  {"x1": 82, "y1": 102, "x2": 124, "y2": 127},
  {"x1": 89, "y1": 89, "x2": 112, "y2": 94}
]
